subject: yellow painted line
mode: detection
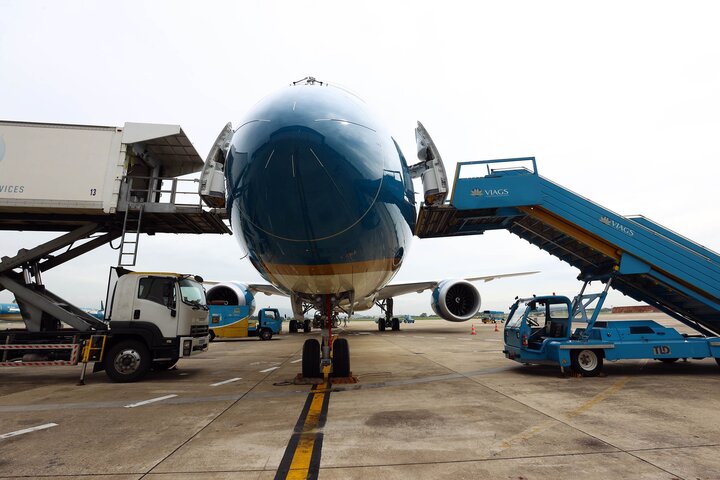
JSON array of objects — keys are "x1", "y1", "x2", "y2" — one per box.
[
  {"x1": 567, "y1": 376, "x2": 632, "y2": 418},
  {"x1": 499, "y1": 376, "x2": 631, "y2": 450},
  {"x1": 285, "y1": 391, "x2": 326, "y2": 479}
]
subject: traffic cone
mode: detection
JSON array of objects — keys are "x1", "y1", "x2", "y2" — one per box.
[
  {"x1": 471, "y1": 324, "x2": 477, "y2": 335},
  {"x1": 494, "y1": 322, "x2": 499, "y2": 332}
]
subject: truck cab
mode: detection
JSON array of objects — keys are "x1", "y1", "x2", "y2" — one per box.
[
  {"x1": 103, "y1": 270, "x2": 209, "y2": 380},
  {"x1": 505, "y1": 295, "x2": 572, "y2": 361}
]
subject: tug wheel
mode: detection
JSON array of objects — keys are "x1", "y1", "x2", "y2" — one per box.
[{"x1": 571, "y1": 349, "x2": 603, "y2": 377}]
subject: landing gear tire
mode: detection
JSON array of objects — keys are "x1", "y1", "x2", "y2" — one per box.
[
  {"x1": 208, "y1": 330, "x2": 216, "y2": 342},
  {"x1": 571, "y1": 349, "x2": 603, "y2": 377},
  {"x1": 260, "y1": 328, "x2": 273, "y2": 341},
  {"x1": 152, "y1": 357, "x2": 178, "y2": 371},
  {"x1": 378, "y1": 319, "x2": 386, "y2": 332},
  {"x1": 332, "y1": 338, "x2": 350, "y2": 377},
  {"x1": 660, "y1": 358, "x2": 678, "y2": 364},
  {"x1": 391, "y1": 318, "x2": 400, "y2": 331},
  {"x1": 303, "y1": 320, "x2": 312, "y2": 333},
  {"x1": 105, "y1": 340, "x2": 151, "y2": 383},
  {"x1": 302, "y1": 339, "x2": 321, "y2": 378},
  {"x1": 289, "y1": 320, "x2": 298, "y2": 333}
]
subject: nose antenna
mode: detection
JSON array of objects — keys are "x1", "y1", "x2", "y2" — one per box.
[{"x1": 292, "y1": 76, "x2": 325, "y2": 86}]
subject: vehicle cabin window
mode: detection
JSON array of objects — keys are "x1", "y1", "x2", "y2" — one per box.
[
  {"x1": 505, "y1": 305, "x2": 524, "y2": 328},
  {"x1": 138, "y1": 277, "x2": 175, "y2": 307},
  {"x1": 264, "y1": 310, "x2": 276, "y2": 319},
  {"x1": 548, "y1": 303, "x2": 569, "y2": 320}
]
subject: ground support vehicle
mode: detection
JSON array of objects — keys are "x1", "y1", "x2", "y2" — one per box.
[
  {"x1": 480, "y1": 310, "x2": 505, "y2": 324},
  {"x1": 0, "y1": 268, "x2": 210, "y2": 382},
  {"x1": 208, "y1": 306, "x2": 281, "y2": 340},
  {"x1": 503, "y1": 277, "x2": 720, "y2": 376}
]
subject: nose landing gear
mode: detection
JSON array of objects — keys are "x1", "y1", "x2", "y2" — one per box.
[{"x1": 300, "y1": 294, "x2": 351, "y2": 380}]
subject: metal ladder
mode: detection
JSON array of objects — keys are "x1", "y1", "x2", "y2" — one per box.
[{"x1": 118, "y1": 203, "x2": 144, "y2": 267}]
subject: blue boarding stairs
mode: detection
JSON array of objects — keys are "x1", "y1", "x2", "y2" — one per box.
[{"x1": 415, "y1": 158, "x2": 720, "y2": 336}]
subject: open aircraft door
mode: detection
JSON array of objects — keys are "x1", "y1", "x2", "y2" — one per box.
[{"x1": 199, "y1": 123, "x2": 233, "y2": 209}]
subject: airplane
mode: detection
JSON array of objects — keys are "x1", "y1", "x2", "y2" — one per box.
[
  {"x1": 203, "y1": 77, "x2": 536, "y2": 378},
  {"x1": 0, "y1": 301, "x2": 104, "y2": 322}
]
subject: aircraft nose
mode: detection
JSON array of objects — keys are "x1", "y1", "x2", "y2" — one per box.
[{"x1": 229, "y1": 121, "x2": 385, "y2": 242}]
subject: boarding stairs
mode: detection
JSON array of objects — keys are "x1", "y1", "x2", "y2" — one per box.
[{"x1": 416, "y1": 158, "x2": 720, "y2": 336}]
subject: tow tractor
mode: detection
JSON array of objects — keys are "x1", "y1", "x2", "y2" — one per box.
[{"x1": 503, "y1": 275, "x2": 720, "y2": 376}]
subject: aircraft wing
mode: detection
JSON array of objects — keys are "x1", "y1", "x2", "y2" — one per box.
[
  {"x1": 375, "y1": 271, "x2": 539, "y2": 300},
  {"x1": 248, "y1": 284, "x2": 289, "y2": 297}
]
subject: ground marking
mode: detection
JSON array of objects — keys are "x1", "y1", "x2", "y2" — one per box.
[
  {"x1": 497, "y1": 376, "x2": 632, "y2": 451},
  {"x1": 1, "y1": 423, "x2": 57, "y2": 439},
  {"x1": 124, "y1": 394, "x2": 178, "y2": 408},
  {"x1": 210, "y1": 377, "x2": 242, "y2": 387},
  {"x1": 290, "y1": 359, "x2": 302, "y2": 364},
  {"x1": 260, "y1": 366, "x2": 280, "y2": 373}
]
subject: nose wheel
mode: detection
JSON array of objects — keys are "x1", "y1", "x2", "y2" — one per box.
[{"x1": 300, "y1": 294, "x2": 351, "y2": 379}]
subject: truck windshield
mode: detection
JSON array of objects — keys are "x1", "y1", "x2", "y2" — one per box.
[
  {"x1": 506, "y1": 305, "x2": 524, "y2": 328},
  {"x1": 179, "y1": 279, "x2": 207, "y2": 308}
]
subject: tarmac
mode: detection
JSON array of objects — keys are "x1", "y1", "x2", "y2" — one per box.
[{"x1": 0, "y1": 316, "x2": 719, "y2": 479}]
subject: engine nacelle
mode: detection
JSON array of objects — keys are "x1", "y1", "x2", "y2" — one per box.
[
  {"x1": 206, "y1": 282, "x2": 256, "y2": 316},
  {"x1": 431, "y1": 279, "x2": 481, "y2": 322}
]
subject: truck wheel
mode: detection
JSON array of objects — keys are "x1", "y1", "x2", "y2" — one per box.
[
  {"x1": 378, "y1": 319, "x2": 386, "y2": 332},
  {"x1": 209, "y1": 330, "x2": 216, "y2": 342},
  {"x1": 660, "y1": 358, "x2": 678, "y2": 364},
  {"x1": 260, "y1": 328, "x2": 273, "y2": 341},
  {"x1": 302, "y1": 339, "x2": 321, "y2": 378},
  {"x1": 152, "y1": 358, "x2": 178, "y2": 371},
  {"x1": 105, "y1": 340, "x2": 151, "y2": 383},
  {"x1": 289, "y1": 319, "x2": 298, "y2": 333},
  {"x1": 571, "y1": 349, "x2": 603, "y2": 377},
  {"x1": 391, "y1": 318, "x2": 400, "y2": 331},
  {"x1": 303, "y1": 320, "x2": 312, "y2": 333},
  {"x1": 332, "y1": 338, "x2": 350, "y2": 377}
]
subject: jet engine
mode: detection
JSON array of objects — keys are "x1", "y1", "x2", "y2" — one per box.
[
  {"x1": 206, "y1": 282, "x2": 256, "y2": 316},
  {"x1": 430, "y1": 280, "x2": 481, "y2": 322}
]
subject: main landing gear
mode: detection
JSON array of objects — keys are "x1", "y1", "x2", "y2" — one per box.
[
  {"x1": 376, "y1": 297, "x2": 400, "y2": 332},
  {"x1": 289, "y1": 319, "x2": 312, "y2": 333},
  {"x1": 301, "y1": 295, "x2": 351, "y2": 379}
]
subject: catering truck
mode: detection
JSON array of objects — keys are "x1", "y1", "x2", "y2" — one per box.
[{"x1": 0, "y1": 268, "x2": 209, "y2": 382}]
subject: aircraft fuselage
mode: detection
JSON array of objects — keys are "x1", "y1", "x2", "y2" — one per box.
[{"x1": 226, "y1": 83, "x2": 416, "y2": 304}]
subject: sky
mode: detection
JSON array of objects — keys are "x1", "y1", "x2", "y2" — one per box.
[{"x1": 1, "y1": 1, "x2": 719, "y2": 316}]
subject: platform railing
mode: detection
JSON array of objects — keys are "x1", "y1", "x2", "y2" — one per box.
[{"x1": 119, "y1": 176, "x2": 204, "y2": 210}]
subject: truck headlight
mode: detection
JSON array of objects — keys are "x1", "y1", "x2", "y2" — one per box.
[{"x1": 183, "y1": 339, "x2": 192, "y2": 356}]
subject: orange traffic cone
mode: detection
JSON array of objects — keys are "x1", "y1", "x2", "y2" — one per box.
[
  {"x1": 494, "y1": 322, "x2": 499, "y2": 332},
  {"x1": 471, "y1": 324, "x2": 477, "y2": 335}
]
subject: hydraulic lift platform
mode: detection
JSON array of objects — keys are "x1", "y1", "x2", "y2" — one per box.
[
  {"x1": 416, "y1": 157, "x2": 720, "y2": 336},
  {"x1": 0, "y1": 120, "x2": 231, "y2": 331}
]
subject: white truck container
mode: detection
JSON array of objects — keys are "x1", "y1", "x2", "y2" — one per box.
[{"x1": 0, "y1": 121, "x2": 202, "y2": 215}]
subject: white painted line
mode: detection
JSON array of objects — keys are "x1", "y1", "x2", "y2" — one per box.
[
  {"x1": 124, "y1": 394, "x2": 178, "y2": 408},
  {"x1": 290, "y1": 359, "x2": 302, "y2": 364},
  {"x1": 484, "y1": 339, "x2": 502, "y2": 342},
  {"x1": 1, "y1": 423, "x2": 57, "y2": 439},
  {"x1": 358, "y1": 332, "x2": 371, "y2": 335},
  {"x1": 259, "y1": 366, "x2": 280, "y2": 373},
  {"x1": 415, "y1": 336, "x2": 425, "y2": 338},
  {"x1": 210, "y1": 377, "x2": 242, "y2": 387},
  {"x1": 434, "y1": 337, "x2": 446, "y2": 340}
]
